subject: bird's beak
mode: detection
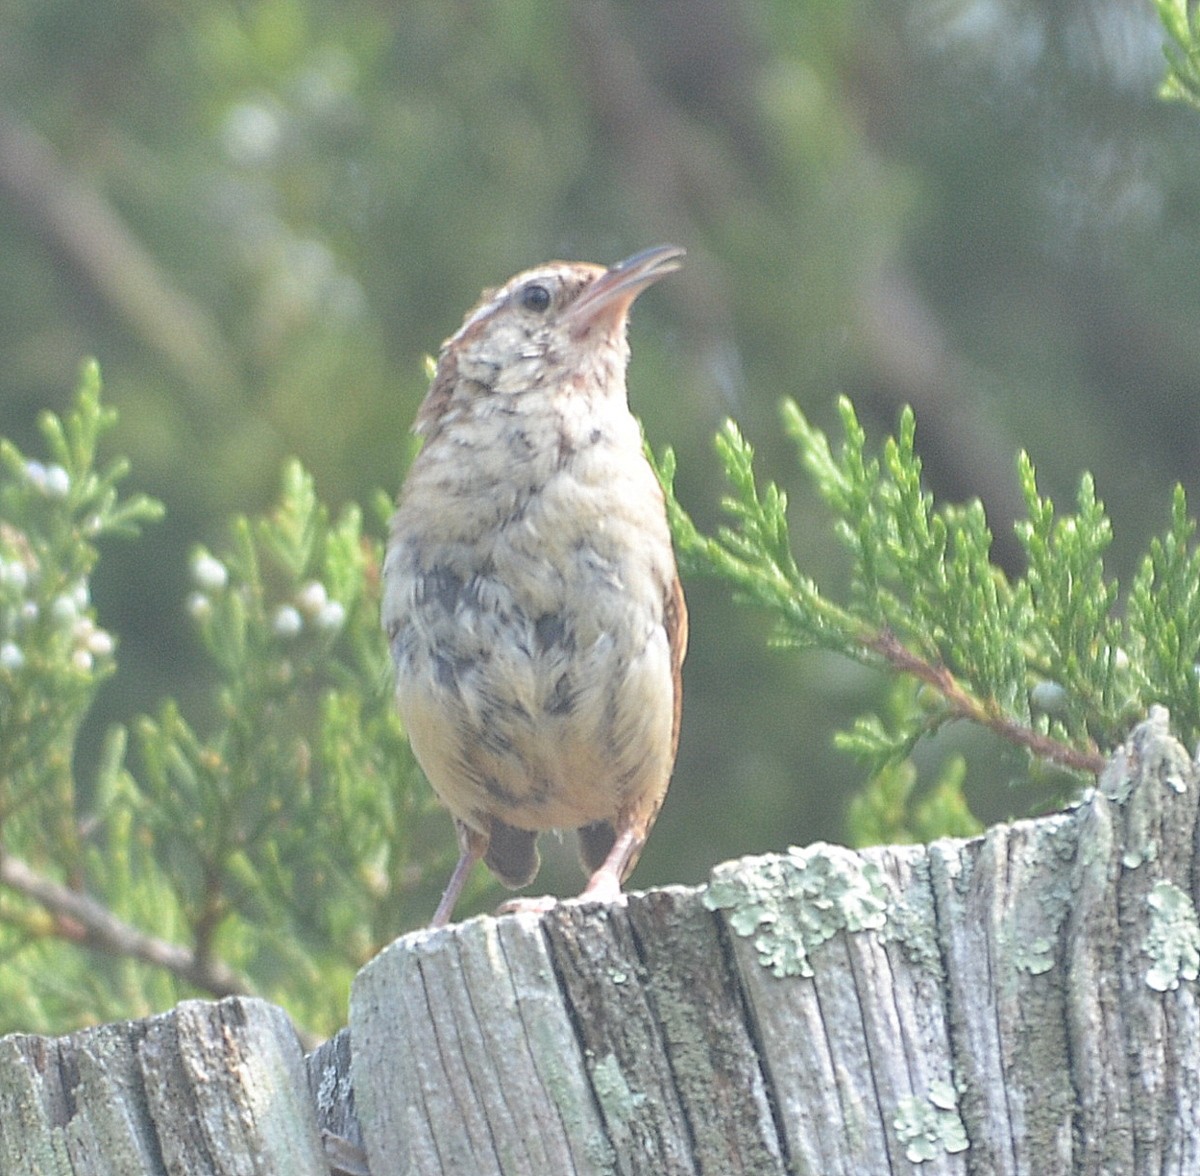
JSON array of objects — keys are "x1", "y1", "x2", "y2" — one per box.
[{"x1": 564, "y1": 244, "x2": 685, "y2": 337}]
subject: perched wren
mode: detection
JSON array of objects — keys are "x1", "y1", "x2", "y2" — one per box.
[{"x1": 383, "y1": 245, "x2": 687, "y2": 927}]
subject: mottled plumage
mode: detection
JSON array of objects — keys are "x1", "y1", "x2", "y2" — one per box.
[{"x1": 383, "y1": 246, "x2": 687, "y2": 926}]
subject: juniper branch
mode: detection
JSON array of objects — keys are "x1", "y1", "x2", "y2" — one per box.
[
  {"x1": 866, "y1": 631, "x2": 1106, "y2": 774},
  {"x1": 0, "y1": 851, "x2": 251, "y2": 998}
]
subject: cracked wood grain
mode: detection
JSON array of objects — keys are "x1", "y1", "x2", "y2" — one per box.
[{"x1": 4, "y1": 709, "x2": 1199, "y2": 1174}]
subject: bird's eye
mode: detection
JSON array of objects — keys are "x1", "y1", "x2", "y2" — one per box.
[{"x1": 519, "y1": 283, "x2": 552, "y2": 313}]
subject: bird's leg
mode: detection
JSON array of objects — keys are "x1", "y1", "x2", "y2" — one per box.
[
  {"x1": 498, "y1": 818, "x2": 646, "y2": 918},
  {"x1": 578, "y1": 821, "x2": 644, "y2": 905},
  {"x1": 430, "y1": 820, "x2": 487, "y2": 928}
]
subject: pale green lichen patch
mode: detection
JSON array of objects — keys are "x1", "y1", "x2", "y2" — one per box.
[
  {"x1": 1123, "y1": 842, "x2": 1159, "y2": 870},
  {"x1": 525, "y1": 1015, "x2": 616, "y2": 1171},
  {"x1": 893, "y1": 1080, "x2": 969, "y2": 1163},
  {"x1": 590, "y1": 1053, "x2": 646, "y2": 1130},
  {"x1": 1098, "y1": 752, "x2": 1133, "y2": 803},
  {"x1": 1013, "y1": 935, "x2": 1056, "y2": 976},
  {"x1": 1008, "y1": 824, "x2": 1076, "y2": 976},
  {"x1": 881, "y1": 880, "x2": 942, "y2": 975},
  {"x1": 704, "y1": 844, "x2": 890, "y2": 978},
  {"x1": 1108, "y1": 709, "x2": 1190, "y2": 870},
  {"x1": 1143, "y1": 880, "x2": 1200, "y2": 992}
]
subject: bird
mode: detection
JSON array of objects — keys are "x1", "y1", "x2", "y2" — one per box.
[{"x1": 382, "y1": 244, "x2": 688, "y2": 927}]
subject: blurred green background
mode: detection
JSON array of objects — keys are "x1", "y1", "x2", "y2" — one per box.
[{"x1": 1, "y1": 0, "x2": 1195, "y2": 906}]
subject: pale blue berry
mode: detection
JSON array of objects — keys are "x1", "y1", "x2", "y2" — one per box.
[
  {"x1": 273, "y1": 604, "x2": 303, "y2": 638},
  {"x1": 191, "y1": 553, "x2": 229, "y2": 592},
  {"x1": 314, "y1": 600, "x2": 346, "y2": 633}
]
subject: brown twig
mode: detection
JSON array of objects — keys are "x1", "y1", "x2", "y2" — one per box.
[
  {"x1": 867, "y1": 629, "x2": 1108, "y2": 775},
  {"x1": 0, "y1": 851, "x2": 252, "y2": 998},
  {"x1": 0, "y1": 111, "x2": 241, "y2": 409}
]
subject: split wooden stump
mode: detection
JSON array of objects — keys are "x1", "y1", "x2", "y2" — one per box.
[{"x1": 2, "y1": 707, "x2": 1198, "y2": 1174}]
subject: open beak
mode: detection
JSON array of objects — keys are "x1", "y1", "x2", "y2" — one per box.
[{"x1": 564, "y1": 244, "x2": 685, "y2": 337}]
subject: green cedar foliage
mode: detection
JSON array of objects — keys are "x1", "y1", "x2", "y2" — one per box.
[
  {"x1": 655, "y1": 396, "x2": 1200, "y2": 847},
  {"x1": 7, "y1": 365, "x2": 1200, "y2": 1034},
  {"x1": 0, "y1": 365, "x2": 447, "y2": 1036},
  {"x1": 1158, "y1": 0, "x2": 1200, "y2": 110}
]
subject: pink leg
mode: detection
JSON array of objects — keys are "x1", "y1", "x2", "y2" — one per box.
[
  {"x1": 496, "y1": 820, "x2": 646, "y2": 919},
  {"x1": 578, "y1": 823, "x2": 643, "y2": 904},
  {"x1": 429, "y1": 821, "x2": 486, "y2": 928}
]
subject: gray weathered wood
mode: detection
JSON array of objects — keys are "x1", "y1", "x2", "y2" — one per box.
[
  {"x1": 3, "y1": 708, "x2": 1200, "y2": 1174},
  {"x1": 0, "y1": 997, "x2": 326, "y2": 1176},
  {"x1": 308, "y1": 1028, "x2": 365, "y2": 1173},
  {"x1": 348, "y1": 706, "x2": 1200, "y2": 1175},
  {"x1": 350, "y1": 908, "x2": 612, "y2": 1174}
]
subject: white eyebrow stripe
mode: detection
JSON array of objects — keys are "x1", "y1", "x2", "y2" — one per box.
[
  {"x1": 455, "y1": 294, "x2": 504, "y2": 337},
  {"x1": 442, "y1": 264, "x2": 590, "y2": 347}
]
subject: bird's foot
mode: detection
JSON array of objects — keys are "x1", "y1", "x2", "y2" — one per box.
[
  {"x1": 577, "y1": 866, "x2": 623, "y2": 906},
  {"x1": 495, "y1": 893, "x2": 559, "y2": 917},
  {"x1": 496, "y1": 871, "x2": 627, "y2": 919}
]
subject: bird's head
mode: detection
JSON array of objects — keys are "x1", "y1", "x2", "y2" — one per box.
[{"x1": 415, "y1": 245, "x2": 684, "y2": 435}]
